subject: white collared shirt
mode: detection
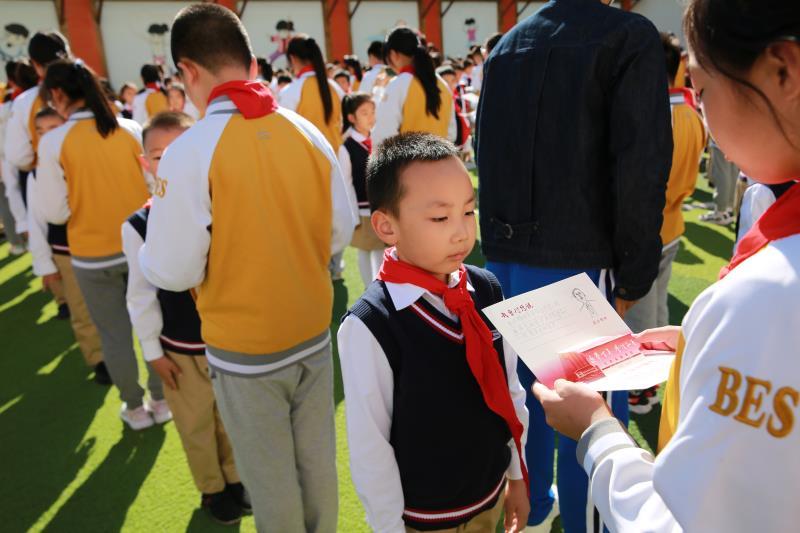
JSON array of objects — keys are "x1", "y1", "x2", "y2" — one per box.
[
  {"x1": 337, "y1": 267, "x2": 528, "y2": 533},
  {"x1": 338, "y1": 127, "x2": 371, "y2": 217}
]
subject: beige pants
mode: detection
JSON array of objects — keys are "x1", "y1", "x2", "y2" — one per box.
[
  {"x1": 405, "y1": 491, "x2": 506, "y2": 533},
  {"x1": 52, "y1": 254, "x2": 103, "y2": 367},
  {"x1": 163, "y1": 351, "x2": 239, "y2": 494}
]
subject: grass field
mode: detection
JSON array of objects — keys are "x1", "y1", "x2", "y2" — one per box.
[{"x1": 0, "y1": 178, "x2": 734, "y2": 533}]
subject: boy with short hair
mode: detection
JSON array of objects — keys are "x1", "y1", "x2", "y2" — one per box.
[
  {"x1": 338, "y1": 132, "x2": 530, "y2": 533},
  {"x1": 139, "y1": 4, "x2": 356, "y2": 531},
  {"x1": 132, "y1": 64, "x2": 169, "y2": 125},
  {"x1": 359, "y1": 40, "x2": 386, "y2": 97},
  {"x1": 122, "y1": 111, "x2": 245, "y2": 525}
]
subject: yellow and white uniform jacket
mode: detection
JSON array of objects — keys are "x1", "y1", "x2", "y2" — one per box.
[
  {"x1": 372, "y1": 72, "x2": 456, "y2": 147},
  {"x1": 1, "y1": 98, "x2": 27, "y2": 232},
  {"x1": 4, "y1": 85, "x2": 44, "y2": 171},
  {"x1": 132, "y1": 88, "x2": 169, "y2": 126},
  {"x1": 578, "y1": 234, "x2": 800, "y2": 532},
  {"x1": 139, "y1": 97, "x2": 356, "y2": 375},
  {"x1": 35, "y1": 110, "x2": 149, "y2": 267},
  {"x1": 359, "y1": 64, "x2": 386, "y2": 97},
  {"x1": 278, "y1": 70, "x2": 346, "y2": 151}
]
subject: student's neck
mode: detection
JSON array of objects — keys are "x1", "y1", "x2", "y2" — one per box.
[
  {"x1": 396, "y1": 249, "x2": 448, "y2": 283},
  {"x1": 393, "y1": 57, "x2": 413, "y2": 70},
  {"x1": 354, "y1": 126, "x2": 370, "y2": 138},
  {"x1": 209, "y1": 66, "x2": 252, "y2": 87},
  {"x1": 64, "y1": 100, "x2": 86, "y2": 116}
]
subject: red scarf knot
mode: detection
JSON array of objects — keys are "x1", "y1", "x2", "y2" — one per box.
[{"x1": 207, "y1": 80, "x2": 277, "y2": 120}]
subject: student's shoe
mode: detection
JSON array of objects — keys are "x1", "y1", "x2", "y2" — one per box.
[
  {"x1": 146, "y1": 399, "x2": 173, "y2": 424},
  {"x1": 120, "y1": 403, "x2": 155, "y2": 431},
  {"x1": 628, "y1": 389, "x2": 653, "y2": 415},
  {"x1": 9, "y1": 243, "x2": 26, "y2": 256},
  {"x1": 56, "y1": 302, "x2": 71, "y2": 320},
  {"x1": 643, "y1": 384, "x2": 661, "y2": 406},
  {"x1": 93, "y1": 362, "x2": 112, "y2": 385},
  {"x1": 202, "y1": 490, "x2": 242, "y2": 525},
  {"x1": 525, "y1": 497, "x2": 560, "y2": 533},
  {"x1": 226, "y1": 482, "x2": 252, "y2": 514},
  {"x1": 699, "y1": 208, "x2": 734, "y2": 225}
]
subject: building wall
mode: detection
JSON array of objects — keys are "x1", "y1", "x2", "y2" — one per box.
[
  {"x1": 442, "y1": 2, "x2": 498, "y2": 58},
  {"x1": 1, "y1": 0, "x2": 60, "y2": 83},
  {"x1": 633, "y1": 0, "x2": 685, "y2": 43},
  {"x1": 349, "y1": 1, "x2": 418, "y2": 60},
  {"x1": 517, "y1": 1, "x2": 548, "y2": 22}
]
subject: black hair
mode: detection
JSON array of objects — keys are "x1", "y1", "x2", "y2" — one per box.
[
  {"x1": 367, "y1": 40, "x2": 384, "y2": 60},
  {"x1": 98, "y1": 78, "x2": 118, "y2": 103},
  {"x1": 684, "y1": 0, "x2": 800, "y2": 142},
  {"x1": 148, "y1": 23, "x2": 169, "y2": 35},
  {"x1": 14, "y1": 59, "x2": 38, "y2": 91},
  {"x1": 140, "y1": 63, "x2": 162, "y2": 84},
  {"x1": 436, "y1": 65, "x2": 456, "y2": 78},
  {"x1": 484, "y1": 32, "x2": 503, "y2": 54},
  {"x1": 119, "y1": 82, "x2": 137, "y2": 99},
  {"x1": 5, "y1": 23, "x2": 29, "y2": 38},
  {"x1": 468, "y1": 44, "x2": 482, "y2": 60},
  {"x1": 462, "y1": 58, "x2": 474, "y2": 68},
  {"x1": 142, "y1": 111, "x2": 194, "y2": 145},
  {"x1": 4, "y1": 60, "x2": 18, "y2": 84},
  {"x1": 42, "y1": 59, "x2": 118, "y2": 138},
  {"x1": 257, "y1": 56, "x2": 273, "y2": 82},
  {"x1": 343, "y1": 55, "x2": 363, "y2": 81},
  {"x1": 333, "y1": 69, "x2": 350, "y2": 82},
  {"x1": 34, "y1": 106, "x2": 61, "y2": 121},
  {"x1": 276, "y1": 20, "x2": 291, "y2": 31},
  {"x1": 465, "y1": 18, "x2": 476, "y2": 25},
  {"x1": 171, "y1": 3, "x2": 253, "y2": 73},
  {"x1": 28, "y1": 31, "x2": 69, "y2": 67},
  {"x1": 287, "y1": 35, "x2": 333, "y2": 122},
  {"x1": 660, "y1": 32, "x2": 682, "y2": 83},
  {"x1": 384, "y1": 27, "x2": 441, "y2": 119},
  {"x1": 366, "y1": 132, "x2": 458, "y2": 215},
  {"x1": 277, "y1": 74, "x2": 292, "y2": 85},
  {"x1": 341, "y1": 92, "x2": 374, "y2": 133}
]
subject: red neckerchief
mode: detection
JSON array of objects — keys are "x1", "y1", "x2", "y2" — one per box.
[
  {"x1": 361, "y1": 137, "x2": 372, "y2": 153},
  {"x1": 297, "y1": 66, "x2": 314, "y2": 77},
  {"x1": 10, "y1": 87, "x2": 22, "y2": 100},
  {"x1": 377, "y1": 248, "x2": 530, "y2": 494},
  {"x1": 207, "y1": 80, "x2": 278, "y2": 119},
  {"x1": 145, "y1": 82, "x2": 161, "y2": 91},
  {"x1": 669, "y1": 87, "x2": 697, "y2": 111},
  {"x1": 399, "y1": 66, "x2": 416, "y2": 76},
  {"x1": 720, "y1": 181, "x2": 800, "y2": 279}
]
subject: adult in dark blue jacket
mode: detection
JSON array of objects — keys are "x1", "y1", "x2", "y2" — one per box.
[{"x1": 475, "y1": 1, "x2": 672, "y2": 531}]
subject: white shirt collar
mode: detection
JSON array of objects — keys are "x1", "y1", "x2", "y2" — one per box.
[
  {"x1": 383, "y1": 251, "x2": 475, "y2": 311},
  {"x1": 345, "y1": 127, "x2": 370, "y2": 144}
]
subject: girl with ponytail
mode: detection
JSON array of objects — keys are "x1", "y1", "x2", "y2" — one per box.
[
  {"x1": 279, "y1": 34, "x2": 345, "y2": 150},
  {"x1": 372, "y1": 26, "x2": 455, "y2": 146},
  {"x1": 37, "y1": 58, "x2": 164, "y2": 429}
]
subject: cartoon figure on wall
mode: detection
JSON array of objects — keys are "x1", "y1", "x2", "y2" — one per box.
[
  {"x1": 1, "y1": 23, "x2": 30, "y2": 62},
  {"x1": 147, "y1": 23, "x2": 169, "y2": 67},
  {"x1": 464, "y1": 18, "x2": 478, "y2": 48},
  {"x1": 269, "y1": 20, "x2": 295, "y2": 67}
]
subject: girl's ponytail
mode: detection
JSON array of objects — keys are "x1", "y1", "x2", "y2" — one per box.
[
  {"x1": 385, "y1": 27, "x2": 441, "y2": 119},
  {"x1": 287, "y1": 35, "x2": 334, "y2": 123}
]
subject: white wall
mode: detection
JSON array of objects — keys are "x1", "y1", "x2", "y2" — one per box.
[
  {"x1": 517, "y1": 1, "x2": 548, "y2": 22},
  {"x1": 349, "y1": 1, "x2": 418, "y2": 61},
  {"x1": 0, "y1": 0, "x2": 59, "y2": 83},
  {"x1": 241, "y1": 1, "x2": 326, "y2": 68},
  {"x1": 442, "y1": 2, "x2": 498, "y2": 58},
  {"x1": 100, "y1": 1, "x2": 190, "y2": 88},
  {"x1": 633, "y1": 0, "x2": 686, "y2": 44}
]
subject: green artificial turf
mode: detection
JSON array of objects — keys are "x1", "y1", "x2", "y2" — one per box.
[{"x1": 0, "y1": 177, "x2": 733, "y2": 533}]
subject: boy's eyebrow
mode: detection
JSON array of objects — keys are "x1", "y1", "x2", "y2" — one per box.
[{"x1": 425, "y1": 195, "x2": 476, "y2": 208}]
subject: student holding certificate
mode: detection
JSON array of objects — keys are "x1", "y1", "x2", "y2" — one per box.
[{"x1": 533, "y1": 1, "x2": 800, "y2": 531}]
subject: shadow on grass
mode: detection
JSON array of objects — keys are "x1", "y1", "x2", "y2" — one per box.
[
  {"x1": 683, "y1": 222, "x2": 734, "y2": 262},
  {"x1": 668, "y1": 293, "x2": 690, "y2": 327},
  {"x1": 186, "y1": 507, "x2": 243, "y2": 532},
  {"x1": 674, "y1": 241, "x2": 702, "y2": 265},
  {"x1": 688, "y1": 186, "x2": 713, "y2": 205},
  {"x1": 630, "y1": 404, "x2": 662, "y2": 453}
]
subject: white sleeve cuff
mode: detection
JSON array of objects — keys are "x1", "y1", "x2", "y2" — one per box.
[
  {"x1": 506, "y1": 439, "x2": 523, "y2": 480},
  {"x1": 139, "y1": 337, "x2": 165, "y2": 362},
  {"x1": 577, "y1": 418, "x2": 639, "y2": 478}
]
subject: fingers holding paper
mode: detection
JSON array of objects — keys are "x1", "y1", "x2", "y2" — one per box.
[{"x1": 531, "y1": 380, "x2": 613, "y2": 441}]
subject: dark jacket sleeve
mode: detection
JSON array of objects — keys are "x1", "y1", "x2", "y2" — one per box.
[{"x1": 607, "y1": 18, "x2": 673, "y2": 301}]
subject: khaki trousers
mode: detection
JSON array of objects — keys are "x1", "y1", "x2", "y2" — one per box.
[
  {"x1": 162, "y1": 351, "x2": 239, "y2": 494},
  {"x1": 405, "y1": 492, "x2": 506, "y2": 533},
  {"x1": 52, "y1": 254, "x2": 103, "y2": 367}
]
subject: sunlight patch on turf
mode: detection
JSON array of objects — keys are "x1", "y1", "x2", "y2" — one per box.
[
  {"x1": 0, "y1": 394, "x2": 22, "y2": 415},
  {"x1": 36, "y1": 345, "x2": 75, "y2": 375}
]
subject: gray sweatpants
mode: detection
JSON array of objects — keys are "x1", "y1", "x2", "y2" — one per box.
[
  {"x1": 72, "y1": 261, "x2": 162, "y2": 408},
  {"x1": 211, "y1": 346, "x2": 338, "y2": 533},
  {"x1": 709, "y1": 140, "x2": 740, "y2": 212},
  {"x1": 624, "y1": 241, "x2": 681, "y2": 333},
  {"x1": 0, "y1": 183, "x2": 23, "y2": 247}
]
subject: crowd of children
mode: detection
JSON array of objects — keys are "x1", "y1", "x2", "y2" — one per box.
[{"x1": 1, "y1": 0, "x2": 797, "y2": 532}]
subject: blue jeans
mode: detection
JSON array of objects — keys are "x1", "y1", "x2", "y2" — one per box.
[{"x1": 487, "y1": 261, "x2": 629, "y2": 533}]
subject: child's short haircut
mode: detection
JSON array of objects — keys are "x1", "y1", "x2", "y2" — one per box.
[
  {"x1": 436, "y1": 65, "x2": 456, "y2": 78},
  {"x1": 366, "y1": 132, "x2": 458, "y2": 215},
  {"x1": 367, "y1": 40, "x2": 384, "y2": 60},
  {"x1": 171, "y1": 3, "x2": 253, "y2": 73},
  {"x1": 140, "y1": 64, "x2": 162, "y2": 84},
  {"x1": 277, "y1": 74, "x2": 292, "y2": 85},
  {"x1": 142, "y1": 111, "x2": 195, "y2": 145},
  {"x1": 34, "y1": 106, "x2": 61, "y2": 122},
  {"x1": 333, "y1": 69, "x2": 350, "y2": 82}
]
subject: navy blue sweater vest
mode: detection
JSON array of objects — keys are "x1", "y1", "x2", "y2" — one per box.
[
  {"x1": 127, "y1": 207, "x2": 204, "y2": 355},
  {"x1": 29, "y1": 170, "x2": 69, "y2": 255},
  {"x1": 344, "y1": 136, "x2": 369, "y2": 209},
  {"x1": 345, "y1": 265, "x2": 512, "y2": 530}
]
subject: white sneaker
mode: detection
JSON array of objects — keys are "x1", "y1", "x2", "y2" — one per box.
[
  {"x1": 146, "y1": 399, "x2": 173, "y2": 424},
  {"x1": 525, "y1": 487, "x2": 560, "y2": 533},
  {"x1": 120, "y1": 403, "x2": 155, "y2": 431},
  {"x1": 9, "y1": 244, "x2": 26, "y2": 256},
  {"x1": 699, "y1": 208, "x2": 734, "y2": 225}
]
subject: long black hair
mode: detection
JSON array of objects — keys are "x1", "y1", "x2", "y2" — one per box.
[
  {"x1": 287, "y1": 34, "x2": 333, "y2": 123},
  {"x1": 341, "y1": 92, "x2": 373, "y2": 133},
  {"x1": 343, "y1": 55, "x2": 363, "y2": 82},
  {"x1": 384, "y1": 27, "x2": 441, "y2": 119},
  {"x1": 43, "y1": 59, "x2": 118, "y2": 138}
]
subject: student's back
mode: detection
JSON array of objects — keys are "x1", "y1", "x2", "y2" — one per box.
[
  {"x1": 399, "y1": 74, "x2": 451, "y2": 138},
  {"x1": 295, "y1": 74, "x2": 343, "y2": 151}
]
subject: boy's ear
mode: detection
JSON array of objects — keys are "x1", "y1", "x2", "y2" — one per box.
[
  {"x1": 249, "y1": 56, "x2": 259, "y2": 81},
  {"x1": 139, "y1": 154, "x2": 150, "y2": 173},
  {"x1": 371, "y1": 209, "x2": 398, "y2": 246}
]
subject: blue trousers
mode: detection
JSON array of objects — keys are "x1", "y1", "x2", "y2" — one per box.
[{"x1": 487, "y1": 261, "x2": 629, "y2": 533}]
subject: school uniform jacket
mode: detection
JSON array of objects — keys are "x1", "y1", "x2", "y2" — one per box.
[
  {"x1": 337, "y1": 261, "x2": 528, "y2": 532},
  {"x1": 132, "y1": 88, "x2": 169, "y2": 126},
  {"x1": 35, "y1": 110, "x2": 149, "y2": 268},
  {"x1": 279, "y1": 70, "x2": 346, "y2": 151},
  {"x1": 359, "y1": 64, "x2": 386, "y2": 98},
  {"x1": 3, "y1": 85, "x2": 44, "y2": 170},
  {"x1": 579, "y1": 234, "x2": 800, "y2": 532},
  {"x1": 372, "y1": 72, "x2": 457, "y2": 147},
  {"x1": 0, "y1": 99, "x2": 28, "y2": 232},
  {"x1": 139, "y1": 96, "x2": 356, "y2": 375}
]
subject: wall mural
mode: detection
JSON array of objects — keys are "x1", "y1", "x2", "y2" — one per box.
[{"x1": 0, "y1": 1, "x2": 59, "y2": 83}]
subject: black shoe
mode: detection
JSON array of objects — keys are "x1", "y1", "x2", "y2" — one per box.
[
  {"x1": 226, "y1": 482, "x2": 252, "y2": 514},
  {"x1": 93, "y1": 362, "x2": 112, "y2": 385},
  {"x1": 56, "y1": 302, "x2": 71, "y2": 320},
  {"x1": 202, "y1": 490, "x2": 242, "y2": 525}
]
